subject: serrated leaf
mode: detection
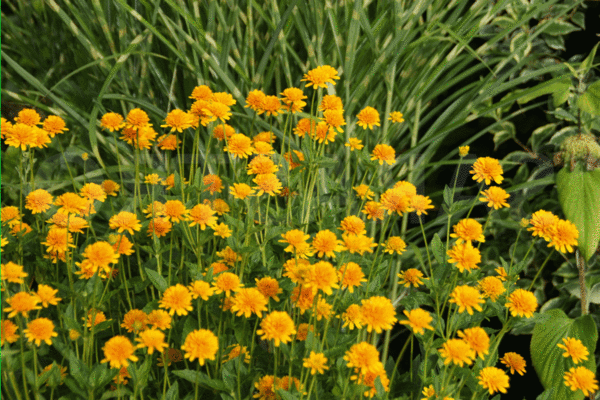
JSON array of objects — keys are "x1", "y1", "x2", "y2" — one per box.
[
  {"x1": 443, "y1": 185, "x2": 453, "y2": 207},
  {"x1": 577, "y1": 81, "x2": 600, "y2": 116},
  {"x1": 556, "y1": 164, "x2": 600, "y2": 262},
  {"x1": 145, "y1": 267, "x2": 168, "y2": 292},
  {"x1": 531, "y1": 309, "x2": 597, "y2": 400},
  {"x1": 430, "y1": 234, "x2": 445, "y2": 266}
]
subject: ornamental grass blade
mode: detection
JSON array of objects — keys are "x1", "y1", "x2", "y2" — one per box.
[
  {"x1": 531, "y1": 309, "x2": 597, "y2": 400},
  {"x1": 556, "y1": 164, "x2": 600, "y2": 262}
]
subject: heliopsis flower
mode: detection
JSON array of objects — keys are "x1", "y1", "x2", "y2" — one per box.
[
  {"x1": 188, "y1": 280, "x2": 214, "y2": 301},
  {"x1": 1, "y1": 206, "x2": 21, "y2": 226},
  {"x1": 256, "y1": 311, "x2": 296, "y2": 347},
  {"x1": 317, "y1": 95, "x2": 343, "y2": 112},
  {"x1": 362, "y1": 201, "x2": 385, "y2": 220},
  {"x1": 557, "y1": 337, "x2": 589, "y2": 364},
  {"x1": 203, "y1": 174, "x2": 223, "y2": 194},
  {"x1": 353, "y1": 184, "x2": 374, "y2": 200},
  {"x1": 36, "y1": 284, "x2": 61, "y2": 307},
  {"x1": 505, "y1": 289, "x2": 537, "y2": 318},
  {"x1": 214, "y1": 272, "x2": 242, "y2": 296},
  {"x1": 381, "y1": 187, "x2": 414, "y2": 215},
  {"x1": 230, "y1": 183, "x2": 255, "y2": 200},
  {"x1": 163, "y1": 200, "x2": 189, "y2": 223},
  {"x1": 338, "y1": 262, "x2": 366, "y2": 293},
  {"x1": 339, "y1": 215, "x2": 366, "y2": 236},
  {"x1": 371, "y1": 144, "x2": 396, "y2": 165},
  {"x1": 351, "y1": 362, "x2": 390, "y2": 398},
  {"x1": 563, "y1": 366, "x2": 599, "y2": 396},
  {"x1": 83, "y1": 241, "x2": 119, "y2": 272},
  {"x1": 42, "y1": 115, "x2": 68, "y2": 136},
  {"x1": 211, "y1": 92, "x2": 236, "y2": 106},
  {"x1": 80, "y1": 183, "x2": 107, "y2": 203},
  {"x1": 254, "y1": 375, "x2": 277, "y2": 399},
  {"x1": 341, "y1": 233, "x2": 377, "y2": 255},
  {"x1": 470, "y1": 157, "x2": 504, "y2": 185},
  {"x1": 190, "y1": 85, "x2": 213, "y2": 101},
  {"x1": 400, "y1": 308, "x2": 434, "y2": 335},
  {"x1": 301, "y1": 65, "x2": 340, "y2": 89},
  {"x1": 411, "y1": 195, "x2": 435, "y2": 216},
  {"x1": 311, "y1": 230, "x2": 343, "y2": 258},
  {"x1": 344, "y1": 342, "x2": 381, "y2": 373},
  {"x1": 495, "y1": 266, "x2": 508, "y2": 281},
  {"x1": 398, "y1": 268, "x2": 424, "y2": 287},
  {"x1": 254, "y1": 141, "x2": 275, "y2": 155},
  {"x1": 24, "y1": 318, "x2": 58, "y2": 346},
  {"x1": 15, "y1": 108, "x2": 41, "y2": 126},
  {"x1": 245, "y1": 89, "x2": 266, "y2": 112},
  {"x1": 447, "y1": 241, "x2": 481, "y2": 273},
  {"x1": 459, "y1": 146, "x2": 469, "y2": 157},
  {"x1": 188, "y1": 203, "x2": 217, "y2": 230},
  {"x1": 280, "y1": 229, "x2": 310, "y2": 255},
  {"x1": 101, "y1": 180, "x2": 120, "y2": 196},
  {"x1": 144, "y1": 174, "x2": 161, "y2": 185},
  {"x1": 4, "y1": 292, "x2": 42, "y2": 318},
  {"x1": 109, "y1": 234, "x2": 134, "y2": 256},
  {"x1": 478, "y1": 276, "x2": 506, "y2": 301},
  {"x1": 303, "y1": 351, "x2": 329, "y2": 375},
  {"x1": 1, "y1": 319, "x2": 19, "y2": 345},
  {"x1": 281, "y1": 88, "x2": 307, "y2": 113},
  {"x1": 113, "y1": 366, "x2": 131, "y2": 385},
  {"x1": 4, "y1": 123, "x2": 35, "y2": 150},
  {"x1": 148, "y1": 217, "x2": 172, "y2": 237},
  {"x1": 109, "y1": 211, "x2": 141, "y2": 235},
  {"x1": 147, "y1": 310, "x2": 172, "y2": 330},
  {"x1": 212, "y1": 223, "x2": 232, "y2": 238},
  {"x1": 294, "y1": 118, "x2": 317, "y2": 138},
  {"x1": 247, "y1": 156, "x2": 279, "y2": 176},
  {"x1": 291, "y1": 286, "x2": 316, "y2": 314},
  {"x1": 156, "y1": 134, "x2": 180, "y2": 150},
  {"x1": 478, "y1": 367, "x2": 510, "y2": 395},
  {"x1": 161, "y1": 109, "x2": 193, "y2": 132},
  {"x1": 159, "y1": 284, "x2": 193, "y2": 316},
  {"x1": 361, "y1": 296, "x2": 398, "y2": 333},
  {"x1": 458, "y1": 327, "x2": 489, "y2": 359},
  {"x1": 449, "y1": 285, "x2": 484, "y2": 315},
  {"x1": 501, "y1": 352, "x2": 527, "y2": 375},
  {"x1": 231, "y1": 288, "x2": 268, "y2": 318},
  {"x1": 223, "y1": 344, "x2": 251, "y2": 364},
  {"x1": 25, "y1": 189, "x2": 53, "y2": 214},
  {"x1": 54, "y1": 192, "x2": 87, "y2": 215},
  {"x1": 547, "y1": 219, "x2": 578, "y2": 253},
  {"x1": 385, "y1": 236, "x2": 407, "y2": 255},
  {"x1": 100, "y1": 112, "x2": 125, "y2": 132},
  {"x1": 121, "y1": 309, "x2": 148, "y2": 333},
  {"x1": 225, "y1": 133, "x2": 254, "y2": 159},
  {"x1": 480, "y1": 187, "x2": 510, "y2": 209},
  {"x1": 136, "y1": 328, "x2": 168, "y2": 354},
  {"x1": 1, "y1": 261, "x2": 28, "y2": 284},
  {"x1": 439, "y1": 339, "x2": 475, "y2": 367},
  {"x1": 125, "y1": 108, "x2": 151, "y2": 131},
  {"x1": 346, "y1": 137, "x2": 364, "y2": 151},
  {"x1": 261, "y1": 95, "x2": 283, "y2": 117},
  {"x1": 83, "y1": 309, "x2": 107, "y2": 328},
  {"x1": 357, "y1": 107, "x2": 380, "y2": 130},
  {"x1": 388, "y1": 111, "x2": 404, "y2": 123},
  {"x1": 101, "y1": 336, "x2": 138, "y2": 369},
  {"x1": 216, "y1": 246, "x2": 242, "y2": 266},
  {"x1": 337, "y1": 304, "x2": 363, "y2": 331},
  {"x1": 450, "y1": 218, "x2": 485, "y2": 244},
  {"x1": 255, "y1": 277, "x2": 282, "y2": 302},
  {"x1": 527, "y1": 210, "x2": 558, "y2": 241},
  {"x1": 306, "y1": 261, "x2": 339, "y2": 295}
]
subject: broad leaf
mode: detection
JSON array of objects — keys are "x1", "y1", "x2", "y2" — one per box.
[
  {"x1": 556, "y1": 164, "x2": 600, "y2": 262},
  {"x1": 577, "y1": 80, "x2": 600, "y2": 116},
  {"x1": 145, "y1": 267, "x2": 168, "y2": 293}
]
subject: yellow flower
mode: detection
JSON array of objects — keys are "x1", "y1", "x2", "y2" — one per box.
[
  {"x1": 388, "y1": 111, "x2": 404, "y2": 123},
  {"x1": 213, "y1": 223, "x2": 232, "y2": 238},
  {"x1": 381, "y1": 187, "x2": 413, "y2": 215},
  {"x1": 214, "y1": 272, "x2": 243, "y2": 297},
  {"x1": 385, "y1": 236, "x2": 407, "y2": 255},
  {"x1": 156, "y1": 134, "x2": 180, "y2": 150},
  {"x1": 322, "y1": 109, "x2": 345, "y2": 134},
  {"x1": 83, "y1": 309, "x2": 108, "y2": 328},
  {"x1": 261, "y1": 96, "x2": 283, "y2": 117},
  {"x1": 100, "y1": 112, "x2": 125, "y2": 132},
  {"x1": 360, "y1": 296, "x2": 397, "y2": 333},
  {"x1": 447, "y1": 241, "x2": 481, "y2": 273},
  {"x1": 362, "y1": 201, "x2": 385, "y2": 220},
  {"x1": 43, "y1": 115, "x2": 69, "y2": 136},
  {"x1": 245, "y1": 89, "x2": 266, "y2": 112},
  {"x1": 351, "y1": 362, "x2": 390, "y2": 398},
  {"x1": 370, "y1": 144, "x2": 396, "y2": 165},
  {"x1": 319, "y1": 94, "x2": 344, "y2": 111},
  {"x1": 230, "y1": 288, "x2": 268, "y2": 318},
  {"x1": 557, "y1": 337, "x2": 589, "y2": 364},
  {"x1": 121, "y1": 309, "x2": 148, "y2": 333},
  {"x1": 188, "y1": 203, "x2": 217, "y2": 230},
  {"x1": 247, "y1": 156, "x2": 279, "y2": 175},
  {"x1": 411, "y1": 195, "x2": 435, "y2": 216},
  {"x1": 256, "y1": 311, "x2": 296, "y2": 347},
  {"x1": 449, "y1": 285, "x2": 484, "y2": 315},
  {"x1": 24, "y1": 318, "x2": 58, "y2": 346},
  {"x1": 345, "y1": 137, "x2": 364, "y2": 151},
  {"x1": 225, "y1": 133, "x2": 255, "y2": 159},
  {"x1": 102, "y1": 180, "x2": 120, "y2": 196},
  {"x1": 450, "y1": 218, "x2": 485, "y2": 244},
  {"x1": 190, "y1": 85, "x2": 213, "y2": 101},
  {"x1": 1, "y1": 261, "x2": 28, "y2": 284},
  {"x1": 253, "y1": 173, "x2": 282, "y2": 196},
  {"x1": 109, "y1": 211, "x2": 141, "y2": 235},
  {"x1": 501, "y1": 352, "x2": 527, "y2": 375},
  {"x1": 303, "y1": 351, "x2": 329, "y2": 375},
  {"x1": 458, "y1": 146, "x2": 470, "y2": 157},
  {"x1": 547, "y1": 219, "x2": 578, "y2": 253},
  {"x1": 470, "y1": 157, "x2": 504, "y2": 185},
  {"x1": 478, "y1": 276, "x2": 506, "y2": 301},
  {"x1": 101, "y1": 336, "x2": 138, "y2": 368},
  {"x1": 397, "y1": 268, "x2": 424, "y2": 287},
  {"x1": 527, "y1": 210, "x2": 559, "y2": 241},
  {"x1": 307, "y1": 261, "x2": 339, "y2": 295},
  {"x1": 161, "y1": 109, "x2": 193, "y2": 132},
  {"x1": 230, "y1": 183, "x2": 255, "y2": 200},
  {"x1": 344, "y1": 342, "x2": 381, "y2": 373},
  {"x1": 36, "y1": 284, "x2": 62, "y2": 307},
  {"x1": 255, "y1": 277, "x2": 282, "y2": 302},
  {"x1": 136, "y1": 328, "x2": 168, "y2": 354},
  {"x1": 478, "y1": 368, "x2": 510, "y2": 395},
  {"x1": 340, "y1": 304, "x2": 364, "y2": 330},
  {"x1": 203, "y1": 174, "x2": 223, "y2": 194},
  {"x1": 25, "y1": 189, "x2": 53, "y2": 214},
  {"x1": 458, "y1": 327, "x2": 489, "y2": 359},
  {"x1": 356, "y1": 106, "x2": 380, "y2": 130},
  {"x1": 159, "y1": 284, "x2": 193, "y2": 316},
  {"x1": 400, "y1": 308, "x2": 434, "y2": 335},
  {"x1": 125, "y1": 108, "x2": 152, "y2": 131},
  {"x1": 82, "y1": 241, "x2": 119, "y2": 272},
  {"x1": 337, "y1": 262, "x2": 366, "y2": 293},
  {"x1": 4, "y1": 291, "x2": 42, "y2": 318},
  {"x1": 439, "y1": 339, "x2": 475, "y2": 367},
  {"x1": 223, "y1": 344, "x2": 251, "y2": 364},
  {"x1": 15, "y1": 108, "x2": 41, "y2": 126},
  {"x1": 311, "y1": 230, "x2": 343, "y2": 258},
  {"x1": 216, "y1": 246, "x2": 242, "y2": 266},
  {"x1": 563, "y1": 366, "x2": 599, "y2": 397},
  {"x1": 181, "y1": 329, "x2": 219, "y2": 365},
  {"x1": 148, "y1": 217, "x2": 172, "y2": 238},
  {"x1": 147, "y1": 310, "x2": 172, "y2": 330},
  {"x1": 480, "y1": 187, "x2": 510, "y2": 209},
  {"x1": 301, "y1": 65, "x2": 340, "y2": 89},
  {"x1": 505, "y1": 289, "x2": 537, "y2": 318},
  {"x1": 1, "y1": 319, "x2": 20, "y2": 345},
  {"x1": 144, "y1": 174, "x2": 162, "y2": 185},
  {"x1": 188, "y1": 281, "x2": 214, "y2": 301},
  {"x1": 314, "y1": 296, "x2": 334, "y2": 321},
  {"x1": 163, "y1": 200, "x2": 189, "y2": 223},
  {"x1": 353, "y1": 184, "x2": 374, "y2": 200}
]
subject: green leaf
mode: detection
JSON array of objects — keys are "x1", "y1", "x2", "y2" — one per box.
[
  {"x1": 430, "y1": 234, "x2": 445, "y2": 267},
  {"x1": 579, "y1": 42, "x2": 599, "y2": 77},
  {"x1": 540, "y1": 20, "x2": 580, "y2": 36},
  {"x1": 530, "y1": 309, "x2": 597, "y2": 400},
  {"x1": 172, "y1": 370, "x2": 228, "y2": 392},
  {"x1": 443, "y1": 185, "x2": 453, "y2": 207},
  {"x1": 145, "y1": 268, "x2": 168, "y2": 293},
  {"x1": 555, "y1": 164, "x2": 600, "y2": 262},
  {"x1": 577, "y1": 81, "x2": 600, "y2": 116},
  {"x1": 516, "y1": 75, "x2": 571, "y2": 105},
  {"x1": 165, "y1": 381, "x2": 179, "y2": 400}
]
